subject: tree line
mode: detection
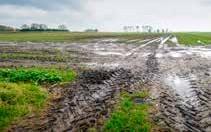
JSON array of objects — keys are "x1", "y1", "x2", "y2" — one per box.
[
  {"x1": 20, "y1": 24, "x2": 69, "y2": 32},
  {"x1": 0, "y1": 25, "x2": 16, "y2": 32},
  {"x1": 123, "y1": 25, "x2": 169, "y2": 33}
]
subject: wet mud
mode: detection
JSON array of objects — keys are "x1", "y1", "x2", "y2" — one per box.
[{"x1": 2, "y1": 36, "x2": 211, "y2": 131}]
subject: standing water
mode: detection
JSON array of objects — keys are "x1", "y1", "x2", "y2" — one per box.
[{"x1": 164, "y1": 74, "x2": 198, "y2": 105}]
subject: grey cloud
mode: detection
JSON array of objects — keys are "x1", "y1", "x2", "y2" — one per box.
[
  {"x1": 200, "y1": 0, "x2": 211, "y2": 6},
  {"x1": 0, "y1": 0, "x2": 210, "y2": 32},
  {"x1": 0, "y1": 0, "x2": 83, "y2": 10}
]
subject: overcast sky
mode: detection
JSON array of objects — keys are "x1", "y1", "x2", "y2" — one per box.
[{"x1": 0, "y1": 0, "x2": 211, "y2": 31}]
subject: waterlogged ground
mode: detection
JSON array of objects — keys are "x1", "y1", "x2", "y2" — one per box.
[{"x1": 1, "y1": 35, "x2": 211, "y2": 131}]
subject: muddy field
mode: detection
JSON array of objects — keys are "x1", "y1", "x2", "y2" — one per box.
[{"x1": 1, "y1": 35, "x2": 211, "y2": 131}]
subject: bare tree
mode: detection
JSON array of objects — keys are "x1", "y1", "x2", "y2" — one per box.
[
  {"x1": 21, "y1": 24, "x2": 30, "y2": 30},
  {"x1": 162, "y1": 29, "x2": 165, "y2": 33},
  {"x1": 148, "y1": 26, "x2": 153, "y2": 33},
  {"x1": 142, "y1": 26, "x2": 147, "y2": 32},
  {"x1": 129, "y1": 26, "x2": 133, "y2": 32},
  {"x1": 128, "y1": 26, "x2": 131, "y2": 32},
  {"x1": 39, "y1": 24, "x2": 48, "y2": 30},
  {"x1": 123, "y1": 26, "x2": 128, "y2": 32},
  {"x1": 136, "y1": 26, "x2": 140, "y2": 32},
  {"x1": 31, "y1": 23, "x2": 40, "y2": 30},
  {"x1": 84, "y1": 29, "x2": 98, "y2": 32},
  {"x1": 58, "y1": 25, "x2": 67, "y2": 30}
]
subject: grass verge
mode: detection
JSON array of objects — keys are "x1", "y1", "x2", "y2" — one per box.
[
  {"x1": 0, "y1": 67, "x2": 76, "y2": 131},
  {"x1": 103, "y1": 91, "x2": 152, "y2": 132}
]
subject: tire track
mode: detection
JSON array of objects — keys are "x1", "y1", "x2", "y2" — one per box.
[
  {"x1": 160, "y1": 74, "x2": 211, "y2": 131},
  {"x1": 9, "y1": 68, "x2": 144, "y2": 132},
  {"x1": 8, "y1": 35, "x2": 211, "y2": 132},
  {"x1": 9, "y1": 37, "x2": 163, "y2": 131},
  {"x1": 157, "y1": 37, "x2": 211, "y2": 131}
]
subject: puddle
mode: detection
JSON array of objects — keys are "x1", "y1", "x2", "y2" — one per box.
[
  {"x1": 142, "y1": 53, "x2": 151, "y2": 57},
  {"x1": 127, "y1": 39, "x2": 140, "y2": 43},
  {"x1": 156, "y1": 43, "x2": 211, "y2": 59},
  {"x1": 170, "y1": 37, "x2": 178, "y2": 44},
  {"x1": 179, "y1": 47, "x2": 211, "y2": 58},
  {"x1": 139, "y1": 39, "x2": 151, "y2": 43},
  {"x1": 193, "y1": 49, "x2": 211, "y2": 58},
  {"x1": 102, "y1": 63, "x2": 120, "y2": 67},
  {"x1": 156, "y1": 53, "x2": 163, "y2": 58},
  {"x1": 100, "y1": 39, "x2": 118, "y2": 43},
  {"x1": 95, "y1": 51, "x2": 125, "y2": 56},
  {"x1": 156, "y1": 52, "x2": 183, "y2": 58},
  {"x1": 133, "y1": 97, "x2": 145, "y2": 104},
  {"x1": 159, "y1": 46, "x2": 211, "y2": 59},
  {"x1": 168, "y1": 52, "x2": 183, "y2": 58},
  {"x1": 0, "y1": 43, "x2": 18, "y2": 46},
  {"x1": 159, "y1": 36, "x2": 170, "y2": 49},
  {"x1": 164, "y1": 75, "x2": 195, "y2": 101},
  {"x1": 126, "y1": 38, "x2": 161, "y2": 56},
  {"x1": 93, "y1": 45, "x2": 105, "y2": 51},
  {"x1": 156, "y1": 48, "x2": 211, "y2": 58},
  {"x1": 84, "y1": 62, "x2": 120, "y2": 68}
]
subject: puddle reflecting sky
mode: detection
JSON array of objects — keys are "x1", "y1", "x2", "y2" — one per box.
[
  {"x1": 164, "y1": 74, "x2": 198, "y2": 105},
  {"x1": 165, "y1": 75, "x2": 191, "y2": 98}
]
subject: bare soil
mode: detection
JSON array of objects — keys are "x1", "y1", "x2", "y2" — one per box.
[{"x1": 1, "y1": 36, "x2": 211, "y2": 132}]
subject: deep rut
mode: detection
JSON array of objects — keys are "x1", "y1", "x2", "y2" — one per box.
[
  {"x1": 9, "y1": 68, "x2": 143, "y2": 132},
  {"x1": 159, "y1": 68, "x2": 211, "y2": 132}
]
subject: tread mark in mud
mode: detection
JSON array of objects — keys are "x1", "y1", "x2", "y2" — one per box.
[
  {"x1": 9, "y1": 68, "x2": 143, "y2": 132},
  {"x1": 160, "y1": 75, "x2": 211, "y2": 132}
]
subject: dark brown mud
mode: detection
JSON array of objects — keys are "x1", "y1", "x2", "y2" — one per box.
[
  {"x1": 2, "y1": 36, "x2": 211, "y2": 132},
  {"x1": 9, "y1": 68, "x2": 148, "y2": 132},
  {"x1": 7, "y1": 38, "x2": 160, "y2": 131}
]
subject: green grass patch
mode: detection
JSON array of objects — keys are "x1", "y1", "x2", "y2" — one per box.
[
  {"x1": 0, "y1": 32, "x2": 162, "y2": 43},
  {"x1": 174, "y1": 32, "x2": 211, "y2": 46},
  {"x1": 0, "y1": 67, "x2": 76, "y2": 131},
  {"x1": 0, "y1": 82, "x2": 47, "y2": 131},
  {"x1": 103, "y1": 92, "x2": 151, "y2": 132},
  {"x1": 0, "y1": 68, "x2": 76, "y2": 85}
]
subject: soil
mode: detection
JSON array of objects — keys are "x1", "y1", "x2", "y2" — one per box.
[{"x1": 1, "y1": 36, "x2": 211, "y2": 132}]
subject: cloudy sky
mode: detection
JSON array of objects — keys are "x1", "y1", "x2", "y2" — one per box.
[{"x1": 0, "y1": 0, "x2": 211, "y2": 31}]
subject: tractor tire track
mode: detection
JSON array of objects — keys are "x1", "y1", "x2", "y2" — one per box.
[
  {"x1": 7, "y1": 35, "x2": 211, "y2": 132},
  {"x1": 9, "y1": 68, "x2": 144, "y2": 132},
  {"x1": 157, "y1": 36, "x2": 211, "y2": 132},
  {"x1": 9, "y1": 38, "x2": 163, "y2": 132}
]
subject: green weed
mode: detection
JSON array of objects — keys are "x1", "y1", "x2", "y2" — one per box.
[
  {"x1": 103, "y1": 92, "x2": 151, "y2": 132},
  {"x1": 0, "y1": 68, "x2": 76, "y2": 85}
]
